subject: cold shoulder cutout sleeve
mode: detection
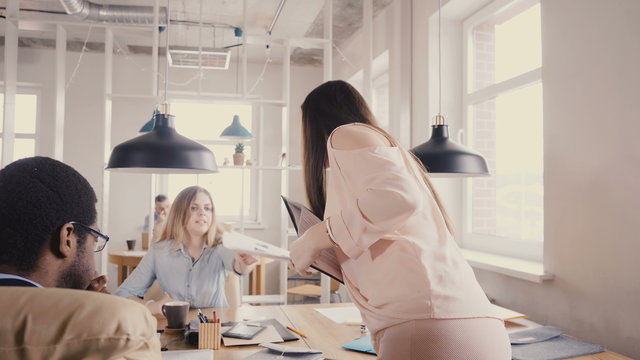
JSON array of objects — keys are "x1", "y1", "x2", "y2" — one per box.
[{"x1": 326, "y1": 128, "x2": 423, "y2": 259}]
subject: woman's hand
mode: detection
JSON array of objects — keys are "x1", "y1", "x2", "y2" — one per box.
[
  {"x1": 234, "y1": 252, "x2": 258, "y2": 274},
  {"x1": 289, "y1": 220, "x2": 334, "y2": 276}
]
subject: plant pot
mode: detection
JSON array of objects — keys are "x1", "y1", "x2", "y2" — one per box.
[{"x1": 233, "y1": 153, "x2": 245, "y2": 166}]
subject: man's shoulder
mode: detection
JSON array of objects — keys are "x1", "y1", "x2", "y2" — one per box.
[{"x1": 0, "y1": 287, "x2": 160, "y2": 358}]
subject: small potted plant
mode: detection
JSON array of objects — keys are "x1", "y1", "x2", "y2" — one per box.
[{"x1": 233, "y1": 143, "x2": 245, "y2": 166}]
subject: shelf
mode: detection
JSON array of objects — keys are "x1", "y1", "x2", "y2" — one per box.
[
  {"x1": 218, "y1": 165, "x2": 302, "y2": 170},
  {"x1": 106, "y1": 93, "x2": 160, "y2": 100}
]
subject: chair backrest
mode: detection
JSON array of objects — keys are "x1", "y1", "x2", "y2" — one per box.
[
  {"x1": 0, "y1": 287, "x2": 161, "y2": 360},
  {"x1": 225, "y1": 272, "x2": 242, "y2": 307}
]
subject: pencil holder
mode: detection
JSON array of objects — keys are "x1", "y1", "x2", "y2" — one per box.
[{"x1": 198, "y1": 322, "x2": 221, "y2": 350}]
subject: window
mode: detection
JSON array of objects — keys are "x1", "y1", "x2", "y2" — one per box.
[
  {"x1": 166, "y1": 102, "x2": 256, "y2": 221},
  {"x1": 0, "y1": 91, "x2": 39, "y2": 165},
  {"x1": 462, "y1": 0, "x2": 543, "y2": 261}
]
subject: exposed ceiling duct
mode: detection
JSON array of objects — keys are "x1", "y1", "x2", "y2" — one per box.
[{"x1": 58, "y1": 0, "x2": 167, "y2": 25}]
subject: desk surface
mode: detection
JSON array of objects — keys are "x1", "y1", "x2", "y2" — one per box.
[{"x1": 158, "y1": 303, "x2": 630, "y2": 360}]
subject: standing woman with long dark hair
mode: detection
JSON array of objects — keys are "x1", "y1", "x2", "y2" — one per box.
[{"x1": 289, "y1": 80, "x2": 511, "y2": 359}]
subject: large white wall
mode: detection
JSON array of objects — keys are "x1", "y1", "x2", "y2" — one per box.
[
  {"x1": 475, "y1": 1, "x2": 640, "y2": 357},
  {"x1": 333, "y1": 0, "x2": 640, "y2": 357},
  {"x1": 1, "y1": 42, "x2": 321, "y2": 295}
]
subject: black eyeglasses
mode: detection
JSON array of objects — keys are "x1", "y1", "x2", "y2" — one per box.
[{"x1": 70, "y1": 221, "x2": 110, "y2": 252}]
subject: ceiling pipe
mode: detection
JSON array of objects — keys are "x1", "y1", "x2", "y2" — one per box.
[
  {"x1": 267, "y1": 0, "x2": 286, "y2": 35},
  {"x1": 58, "y1": 0, "x2": 167, "y2": 25}
]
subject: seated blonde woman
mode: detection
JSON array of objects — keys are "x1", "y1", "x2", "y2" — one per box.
[{"x1": 115, "y1": 186, "x2": 257, "y2": 313}]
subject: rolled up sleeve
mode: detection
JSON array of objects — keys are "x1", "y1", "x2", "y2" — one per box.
[{"x1": 328, "y1": 146, "x2": 421, "y2": 259}]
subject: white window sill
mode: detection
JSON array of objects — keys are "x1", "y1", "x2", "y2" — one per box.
[{"x1": 461, "y1": 249, "x2": 554, "y2": 283}]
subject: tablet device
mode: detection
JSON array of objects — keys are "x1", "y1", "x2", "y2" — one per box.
[{"x1": 222, "y1": 323, "x2": 267, "y2": 340}]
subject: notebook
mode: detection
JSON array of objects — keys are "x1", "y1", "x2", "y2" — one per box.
[
  {"x1": 509, "y1": 326, "x2": 606, "y2": 360},
  {"x1": 281, "y1": 196, "x2": 344, "y2": 284},
  {"x1": 224, "y1": 318, "x2": 300, "y2": 342},
  {"x1": 342, "y1": 334, "x2": 376, "y2": 355}
]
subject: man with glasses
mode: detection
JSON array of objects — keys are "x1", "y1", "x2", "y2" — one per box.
[
  {"x1": 0, "y1": 156, "x2": 109, "y2": 290},
  {"x1": 0, "y1": 157, "x2": 160, "y2": 359}
]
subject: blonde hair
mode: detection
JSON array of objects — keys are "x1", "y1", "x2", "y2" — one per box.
[{"x1": 155, "y1": 186, "x2": 223, "y2": 247}]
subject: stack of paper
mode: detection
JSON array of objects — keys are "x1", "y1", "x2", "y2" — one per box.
[
  {"x1": 314, "y1": 306, "x2": 362, "y2": 325},
  {"x1": 493, "y1": 304, "x2": 528, "y2": 321},
  {"x1": 222, "y1": 231, "x2": 290, "y2": 261}
]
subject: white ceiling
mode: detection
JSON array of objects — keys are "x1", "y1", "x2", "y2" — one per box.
[{"x1": 1, "y1": 0, "x2": 393, "y2": 65}]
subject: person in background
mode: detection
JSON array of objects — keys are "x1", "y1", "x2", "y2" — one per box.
[
  {"x1": 143, "y1": 194, "x2": 171, "y2": 242},
  {"x1": 116, "y1": 186, "x2": 257, "y2": 312},
  {"x1": 0, "y1": 156, "x2": 109, "y2": 291},
  {"x1": 289, "y1": 80, "x2": 511, "y2": 359}
]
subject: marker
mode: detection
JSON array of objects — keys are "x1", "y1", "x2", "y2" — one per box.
[
  {"x1": 212, "y1": 311, "x2": 217, "y2": 323},
  {"x1": 286, "y1": 326, "x2": 308, "y2": 338}
]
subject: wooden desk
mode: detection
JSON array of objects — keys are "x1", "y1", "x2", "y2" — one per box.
[
  {"x1": 107, "y1": 249, "x2": 146, "y2": 285},
  {"x1": 158, "y1": 303, "x2": 631, "y2": 360},
  {"x1": 158, "y1": 305, "x2": 310, "y2": 360}
]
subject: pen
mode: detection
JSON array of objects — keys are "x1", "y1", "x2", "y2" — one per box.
[
  {"x1": 212, "y1": 311, "x2": 217, "y2": 323},
  {"x1": 286, "y1": 325, "x2": 308, "y2": 338},
  {"x1": 197, "y1": 309, "x2": 208, "y2": 323}
]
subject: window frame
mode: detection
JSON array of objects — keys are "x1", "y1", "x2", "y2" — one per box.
[
  {"x1": 0, "y1": 84, "x2": 41, "y2": 165},
  {"x1": 161, "y1": 99, "x2": 261, "y2": 224},
  {"x1": 460, "y1": 0, "x2": 543, "y2": 262}
]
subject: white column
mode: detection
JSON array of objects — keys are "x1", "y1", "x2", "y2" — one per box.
[
  {"x1": 2, "y1": 0, "x2": 19, "y2": 167},
  {"x1": 361, "y1": 0, "x2": 373, "y2": 105},
  {"x1": 241, "y1": 0, "x2": 248, "y2": 96},
  {"x1": 389, "y1": 0, "x2": 413, "y2": 147},
  {"x1": 100, "y1": 29, "x2": 114, "y2": 275},
  {"x1": 320, "y1": 0, "x2": 335, "y2": 304},
  {"x1": 54, "y1": 24, "x2": 67, "y2": 161},
  {"x1": 323, "y1": 0, "x2": 333, "y2": 82},
  {"x1": 151, "y1": 0, "x2": 160, "y2": 96},
  {"x1": 280, "y1": 40, "x2": 292, "y2": 304}
]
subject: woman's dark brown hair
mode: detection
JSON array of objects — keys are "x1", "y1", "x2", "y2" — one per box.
[{"x1": 301, "y1": 80, "x2": 454, "y2": 234}]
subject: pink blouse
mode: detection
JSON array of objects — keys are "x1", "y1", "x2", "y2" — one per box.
[{"x1": 324, "y1": 123, "x2": 498, "y2": 341}]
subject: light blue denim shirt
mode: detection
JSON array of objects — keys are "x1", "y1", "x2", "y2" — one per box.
[{"x1": 115, "y1": 240, "x2": 237, "y2": 308}]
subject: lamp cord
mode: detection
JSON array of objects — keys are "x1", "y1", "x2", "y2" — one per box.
[
  {"x1": 164, "y1": 0, "x2": 170, "y2": 105},
  {"x1": 236, "y1": 36, "x2": 240, "y2": 95},
  {"x1": 438, "y1": 0, "x2": 442, "y2": 117}
]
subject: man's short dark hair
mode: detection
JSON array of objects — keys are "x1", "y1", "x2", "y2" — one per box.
[
  {"x1": 155, "y1": 194, "x2": 167, "y2": 203},
  {"x1": 0, "y1": 157, "x2": 97, "y2": 273}
]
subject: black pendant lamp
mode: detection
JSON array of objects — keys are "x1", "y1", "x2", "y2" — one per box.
[
  {"x1": 106, "y1": 0, "x2": 217, "y2": 174},
  {"x1": 411, "y1": 115, "x2": 489, "y2": 176},
  {"x1": 107, "y1": 104, "x2": 218, "y2": 174},
  {"x1": 410, "y1": 0, "x2": 489, "y2": 177}
]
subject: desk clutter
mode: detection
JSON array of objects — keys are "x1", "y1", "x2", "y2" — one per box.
[
  {"x1": 509, "y1": 326, "x2": 605, "y2": 360},
  {"x1": 183, "y1": 316, "x2": 300, "y2": 347}
]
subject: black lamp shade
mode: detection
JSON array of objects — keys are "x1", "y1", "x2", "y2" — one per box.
[
  {"x1": 107, "y1": 113, "x2": 218, "y2": 174},
  {"x1": 411, "y1": 124, "x2": 489, "y2": 177}
]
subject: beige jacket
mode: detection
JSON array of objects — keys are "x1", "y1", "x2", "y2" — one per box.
[{"x1": 0, "y1": 287, "x2": 161, "y2": 359}]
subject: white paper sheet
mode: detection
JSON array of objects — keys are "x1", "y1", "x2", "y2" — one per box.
[
  {"x1": 161, "y1": 349, "x2": 213, "y2": 360},
  {"x1": 222, "y1": 231, "x2": 290, "y2": 261},
  {"x1": 314, "y1": 306, "x2": 362, "y2": 325}
]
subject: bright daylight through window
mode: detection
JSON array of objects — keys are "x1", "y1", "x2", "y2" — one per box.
[
  {"x1": 167, "y1": 103, "x2": 254, "y2": 220},
  {"x1": 0, "y1": 93, "x2": 38, "y2": 163},
  {"x1": 463, "y1": 0, "x2": 543, "y2": 261}
]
